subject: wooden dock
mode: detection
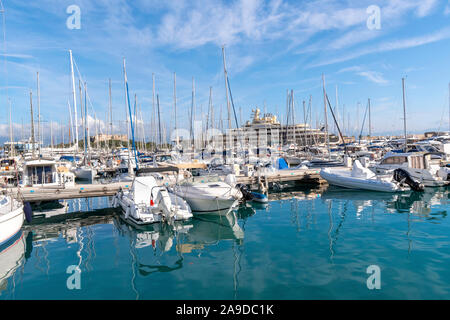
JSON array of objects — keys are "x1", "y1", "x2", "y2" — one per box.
[
  {"x1": 1, "y1": 168, "x2": 330, "y2": 202},
  {"x1": 236, "y1": 168, "x2": 327, "y2": 188},
  {"x1": 2, "y1": 182, "x2": 131, "y2": 203}
]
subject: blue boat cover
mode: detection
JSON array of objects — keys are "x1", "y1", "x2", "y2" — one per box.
[{"x1": 278, "y1": 158, "x2": 289, "y2": 170}]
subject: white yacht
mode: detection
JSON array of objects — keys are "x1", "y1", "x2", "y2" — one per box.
[
  {"x1": 171, "y1": 175, "x2": 242, "y2": 214},
  {"x1": 373, "y1": 152, "x2": 449, "y2": 187}
]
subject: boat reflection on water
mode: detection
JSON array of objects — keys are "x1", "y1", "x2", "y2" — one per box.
[
  {"x1": 321, "y1": 185, "x2": 449, "y2": 218},
  {"x1": 0, "y1": 231, "x2": 33, "y2": 296},
  {"x1": 114, "y1": 210, "x2": 244, "y2": 255}
]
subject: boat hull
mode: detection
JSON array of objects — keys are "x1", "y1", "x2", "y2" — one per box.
[
  {"x1": 0, "y1": 204, "x2": 25, "y2": 246},
  {"x1": 320, "y1": 169, "x2": 402, "y2": 193}
]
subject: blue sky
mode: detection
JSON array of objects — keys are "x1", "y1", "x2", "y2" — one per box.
[{"x1": 1, "y1": 0, "x2": 450, "y2": 144}]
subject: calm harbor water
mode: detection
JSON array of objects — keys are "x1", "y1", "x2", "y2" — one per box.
[{"x1": 1, "y1": 186, "x2": 450, "y2": 300}]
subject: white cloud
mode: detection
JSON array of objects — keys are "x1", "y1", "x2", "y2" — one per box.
[
  {"x1": 338, "y1": 66, "x2": 389, "y2": 85},
  {"x1": 309, "y1": 26, "x2": 450, "y2": 68},
  {"x1": 357, "y1": 71, "x2": 389, "y2": 84},
  {"x1": 445, "y1": 1, "x2": 450, "y2": 15}
]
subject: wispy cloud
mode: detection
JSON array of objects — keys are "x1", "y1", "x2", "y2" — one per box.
[
  {"x1": 308, "y1": 26, "x2": 450, "y2": 68},
  {"x1": 338, "y1": 66, "x2": 389, "y2": 85}
]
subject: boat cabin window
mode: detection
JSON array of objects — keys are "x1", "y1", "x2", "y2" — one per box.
[
  {"x1": 27, "y1": 165, "x2": 54, "y2": 184},
  {"x1": 156, "y1": 155, "x2": 172, "y2": 162},
  {"x1": 381, "y1": 156, "x2": 407, "y2": 165},
  {"x1": 409, "y1": 156, "x2": 425, "y2": 169}
]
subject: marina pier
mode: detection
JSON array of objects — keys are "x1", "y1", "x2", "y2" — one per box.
[
  {"x1": 3, "y1": 182, "x2": 131, "y2": 203},
  {"x1": 1, "y1": 168, "x2": 327, "y2": 203}
]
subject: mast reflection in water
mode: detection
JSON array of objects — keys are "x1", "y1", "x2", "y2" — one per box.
[{"x1": 1, "y1": 187, "x2": 450, "y2": 300}]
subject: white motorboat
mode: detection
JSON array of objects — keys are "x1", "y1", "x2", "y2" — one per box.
[
  {"x1": 320, "y1": 160, "x2": 408, "y2": 193},
  {"x1": 171, "y1": 175, "x2": 242, "y2": 214},
  {"x1": 373, "y1": 152, "x2": 449, "y2": 187},
  {"x1": 0, "y1": 195, "x2": 24, "y2": 246},
  {"x1": 112, "y1": 175, "x2": 193, "y2": 225},
  {"x1": 72, "y1": 166, "x2": 97, "y2": 181}
]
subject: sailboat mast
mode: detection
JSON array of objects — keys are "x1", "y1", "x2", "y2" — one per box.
[
  {"x1": 157, "y1": 94, "x2": 162, "y2": 146},
  {"x1": 37, "y1": 72, "x2": 41, "y2": 155},
  {"x1": 30, "y1": 90, "x2": 35, "y2": 158},
  {"x1": 322, "y1": 74, "x2": 330, "y2": 159},
  {"x1": 174, "y1": 72, "x2": 178, "y2": 146},
  {"x1": 368, "y1": 98, "x2": 371, "y2": 142},
  {"x1": 123, "y1": 58, "x2": 139, "y2": 170},
  {"x1": 109, "y1": 78, "x2": 113, "y2": 148},
  {"x1": 69, "y1": 50, "x2": 79, "y2": 152},
  {"x1": 152, "y1": 73, "x2": 156, "y2": 150},
  {"x1": 8, "y1": 99, "x2": 13, "y2": 157},
  {"x1": 222, "y1": 46, "x2": 232, "y2": 130},
  {"x1": 402, "y1": 77, "x2": 407, "y2": 152}
]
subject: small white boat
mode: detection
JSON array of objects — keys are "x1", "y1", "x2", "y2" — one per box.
[
  {"x1": 72, "y1": 166, "x2": 97, "y2": 181},
  {"x1": 171, "y1": 176, "x2": 242, "y2": 214},
  {"x1": 0, "y1": 195, "x2": 24, "y2": 246},
  {"x1": 113, "y1": 175, "x2": 193, "y2": 225},
  {"x1": 320, "y1": 160, "x2": 407, "y2": 193}
]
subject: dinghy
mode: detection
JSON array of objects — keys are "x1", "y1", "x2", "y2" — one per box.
[{"x1": 320, "y1": 160, "x2": 408, "y2": 193}]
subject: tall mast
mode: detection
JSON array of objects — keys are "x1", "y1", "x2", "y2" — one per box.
[
  {"x1": 79, "y1": 80, "x2": 86, "y2": 163},
  {"x1": 322, "y1": 74, "x2": 330, "y2": 159},
  {"x1": 173, "y1": 72, "x2": 178, "y2": 146},
  {"x1": 37, "y1": 72, "x2": 41, "y2": 155},
  {"x1": 448, "y1": 82, "x2": 450, "y2": 133},
  {"x1": 222, "y1": 46, "x2": 232, "y2": 130},
  {"x1": 123, "y1": 58, "x2": 139, "y2": 170},
  {"x1": 402, "y1": 77, "x2": 407, "y2": 152},
  {"x1": 109, "y1": 78, "x2": 113, "y2": 148},
  {"x1": 68, "y1": 101, "x2": 73, "y2": 147},
  {"x1": 8, "y1": 99, "x2": 13, "y2": 157},
  {"x1": 30, "y1": 90, "x2": 35, "y2": 158},
  {"x1": 157, "y1": 94, "x2": 162, "y2": 146},
  {"x1": 69, "y1": 50, "x2": 79, "y2": 152},
  {"x1": 368, "y1": 98, "x2": 371, "y2": 142},
  {"x1": 50, "y1": 120, "x2": 53, "y2": 155},
  {"x1": 190, "y1": 77, "x2": 195, "y2": 149},
  {"x1": 152, "y1": 73, "x2": 156, "y2": 150}
]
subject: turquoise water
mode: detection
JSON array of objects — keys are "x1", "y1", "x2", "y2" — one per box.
[{"x1": 1, "y1": 186, "x2": 450, "y2": 300}]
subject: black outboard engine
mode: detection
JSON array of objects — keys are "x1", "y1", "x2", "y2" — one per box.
[
  {"x1": 236, "y1": 183, "x2": 254, "y2": 201},
  {"x1": 393, "y1": 168, "x2": 424, "y2": 192}
]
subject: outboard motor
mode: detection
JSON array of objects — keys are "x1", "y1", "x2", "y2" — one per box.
[
  {"x1": 236, "y1": 183, "x2": 254, "y2": 201},
  {"x1": 393, "y1": 168, "x2": 424, "y2": 192}
]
